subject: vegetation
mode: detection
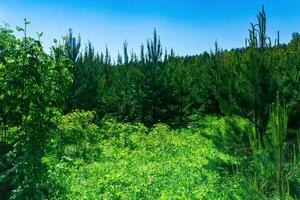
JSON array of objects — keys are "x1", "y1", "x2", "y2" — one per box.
[{"x1": 1, "y1": 5, "x2": 300, "y2": 199}]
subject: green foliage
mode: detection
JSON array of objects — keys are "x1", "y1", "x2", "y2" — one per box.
[
  {"x1": 0, "y1": 22, "x2": 72, "y2": 199},
  {"x1": 244, "y1": 96, "x2": 300, "y2": 199},
  {"x1": 64, "y1": 28, "x2": 81, "y2": 62},
  {"x1": 57, "y1": 110, "x2": 101, "y2": 159},
  {"x1": 49, "y1": 117, "x2": 246, "y2": 199},
  {"x1": 1, "y1": 4, "x2": 300, "y2": 199},
  {"x1": 214, "y1": 96, "x2": 300, "y2": 199}
]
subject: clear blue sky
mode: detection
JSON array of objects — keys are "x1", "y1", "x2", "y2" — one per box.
[{"x1": 1, "y1": 0, "x2": 300, "y2": 59}]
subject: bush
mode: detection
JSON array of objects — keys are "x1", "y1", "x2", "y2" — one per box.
[{"x1": 57, "y1": 110, "x2": 101, "y2": 159}]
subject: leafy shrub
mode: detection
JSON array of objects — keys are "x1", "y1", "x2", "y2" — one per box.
[
  {"x1": 57, "y1": 110, "x2": 101, "y2": 159},
  {"x1": 0, "y1": 23, "x2": 72, "y2": 199}
]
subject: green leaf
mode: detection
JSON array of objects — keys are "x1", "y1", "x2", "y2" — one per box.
[{"x1": 16, "y1": 26, "x2": 24, "y2": 32}]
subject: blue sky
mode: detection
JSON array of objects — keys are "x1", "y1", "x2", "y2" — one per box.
[{"x1": 1, "y1": 0, "x2": 300, "y2": 59}]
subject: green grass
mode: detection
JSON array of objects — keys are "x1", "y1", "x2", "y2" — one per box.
[{"x1": 49, "y1": 116, "x2": 250, "y2": 199}]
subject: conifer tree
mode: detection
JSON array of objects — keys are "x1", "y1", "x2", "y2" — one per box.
[{"x1": 64, "y1": 28, "x2": 81, "y2": 62}]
